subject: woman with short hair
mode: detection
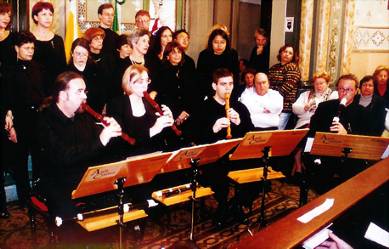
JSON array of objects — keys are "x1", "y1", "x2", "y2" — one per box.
[{"x1": 31, "y1": 1, "x2": 66, "y2": 95}]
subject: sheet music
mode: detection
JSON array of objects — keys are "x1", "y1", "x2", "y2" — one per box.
[
  {"x1": 297, "y1": 198, "x2": 334, "y2": 223},
  {"x1": 304, "y1": 137, "x2": 314, "y2": 152},
  {"x1": 381, "y1": 145, "x2": 389, "y2": 159}
]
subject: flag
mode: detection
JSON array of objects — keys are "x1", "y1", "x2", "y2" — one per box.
[
  {"x1": 65, "y1": 0, "x2": 79, "y2": 62},
  {"x1": 112, "y1": 1, "x2": 119, "y2": 33}
]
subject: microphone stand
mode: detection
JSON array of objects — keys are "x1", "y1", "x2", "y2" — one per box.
[
  {"x1": 189, "y1": 158, "x2": 200, "y2": 242},
  {"x1": 259, "y1": 146, "x2": 271, "y2": 228},
  {"x1": 115, "y1": 177, "x2": 126, "y2": 249}
]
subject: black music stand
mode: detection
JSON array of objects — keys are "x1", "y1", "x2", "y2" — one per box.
[
  {"x1": 71, "y1": 152, "x2": 172, "y2": 249},
  {"x1": 229, "y1": 129, "x2": 308, "y2": 228},
  {"x1": 163, "y1": 138, "x2": 242, "y2": 242}
]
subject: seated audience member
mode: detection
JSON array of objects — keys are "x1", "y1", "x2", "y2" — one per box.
[
  {"x1": 67, "y1": 38, "x2": 106, "y2": 112},
  {"x1": 292, "y1": 72, "x2": 337, "y2": 129},
  {"x1": 36, "y1": 71, "x2": 122, "y2": 220},
  {"x1": 239, "y1": 58, "x2": 249, "y2": 74},
  {"x1": 291, "y1": 72, "x2": 337, "y2": 175},
  {"x1": 248, "y1": 28, "x2": 270, "y2": 73},
  {"x1": 235, "y1": 68, "x2": 256, "y2": 98},
  {"x1": 195, "y1": 68, "x2": 253, "y2": 226},
  {"x1": 308, "y1": 74, "x2": 370, "y2": 193},
  {"x1": 373, "y1": 65, "x2": 389, "y2": 108},
  {"x1": 197, "y1": 29, "x2": 239, "y2": 100},
  {"x1": 355, "y1": 75, "x2": 386, "y2": 136},
  {"x1": 106, "y1": 64, "x2": 174, "y2": 158},
  {"x1": 268, "y1": 44, "x2": 301, "y2": 130},
  {"x1": 240, "y1": 72, "x2": 283, "y2": 130}
]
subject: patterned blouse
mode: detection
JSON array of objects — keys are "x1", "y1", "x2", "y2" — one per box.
[{"x1": 268, "y1": 62, "x2": 301, "y2": 112}]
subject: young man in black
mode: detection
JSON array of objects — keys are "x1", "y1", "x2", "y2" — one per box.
[{"x1": 195, "y1": 68, "x2": 253, "y2": 226}]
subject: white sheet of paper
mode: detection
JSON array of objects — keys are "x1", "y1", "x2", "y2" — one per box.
[
  {"x1": 304, "y1": 137, "x2": 314, "y2": 153},
  {"x1": 297, "y1": 198, "x2": 334, "y2": 223},
  {"x1": 364, "y1": 222, "x2": 389, "y2": 248},
  {"x1": 302, "y1": 226, "x2": 332, "y2": 249},
  {"x1": 381, "y1": 145, "x2": 389, "y2": 159}
]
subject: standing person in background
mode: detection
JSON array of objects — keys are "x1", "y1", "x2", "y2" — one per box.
[
  {"x1": 268, "y1": 44, "x2": 301, "y2": 129},
  {"x1": 134, "y1": 10, "x2": 151, "y2": 31},
  {"x1": 31, "y1": 1, "x2": 66, "y2": 96},
  {"x1": 98, "y1": 3, "x2": 119, "y2": 58},
  {"x1": 373, "y1": 65, "x2": 389, "y2": 108},
  {"x1": 197, "y1": 29, "x2": 239, "y2": 101},
  {"x1": 248, "y1": 28, "x2": 270, "y2": 73},
  {"x1": 111, "y1": 34, "x2": 132, "y2": 101},
  {"x1": 67, "y1": 38, "x2": 106, "y2": 113},
  {"x1": 3, "y1": 31, "x2": 45, "y2": 210},
  {"x1": 83, "y1": 27, "x2": 115, "y2": 104},
  {"x1": 173, "y1": 29, "x2": 196, "y2": 72},
  {"x1": 0, "y1": 3, "x2": 16, "y2": 218}
]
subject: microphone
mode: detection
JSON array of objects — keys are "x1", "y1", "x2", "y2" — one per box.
[{"x1": 332, "y1": 97, "x2": 347, "y2": 123}]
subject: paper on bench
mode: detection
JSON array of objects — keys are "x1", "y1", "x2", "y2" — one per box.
[
  {"x1": 302, "y1": 223, "x2": 333, "y2": 249},
  {"x1": 304, "y1": 137, "x2": 314, "y2": 152},
  {"x1": 364, "y1": 222, "x2": 389, "y2": 248},
  {"x1": 297, "y1": 198, "x2": 334, "y2": 223}
]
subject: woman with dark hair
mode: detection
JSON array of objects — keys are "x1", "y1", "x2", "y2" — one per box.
[
  {"x1": 146, "y1": 26, "x2": 173, "y2": 78},
  {"x1": 0, "y1": 3, "x2": 15, "y2": 218},
  {"x1": 373, "y1": 65, "x2": 389, "y2": 108},
  {"x1": 153, "y1": 41, "x2": 198, "y2": 143},
  {"x1": 197, "y1": 28, "x2": 239, "y2": 100},
  {"x1": 0, "y1": 3, "x2": 16, "y2": 73},
  {"x1": 236, "y1": 68, "x2": 256, "y2": 98},
  {"x1": 110, "y1": 34, "x2": 132, "y2": 101},
  {"x1": 31, "y1": 1, "x2": 66, "y2": 96},
  {"x1": 268, "y1": 44, "x2": 301, "y2": 129},
  {"x1": 355, "y1": 75, "x2": 386, "y2": 136},
  {"x1": 67, "y1": 38, "x2": 105, "y2": 112}
]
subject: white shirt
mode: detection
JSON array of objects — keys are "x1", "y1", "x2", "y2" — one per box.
[
  {"x1": 292, "y1": 90, "x2": 338, "y2": 129},
  {"x1": 240, "y1": 88, "x2": 283, "y2": 128}
]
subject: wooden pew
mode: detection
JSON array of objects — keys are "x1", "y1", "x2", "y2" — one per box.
[{"x1": 233, "y1": 158, "x2": 389, "y2": 249}]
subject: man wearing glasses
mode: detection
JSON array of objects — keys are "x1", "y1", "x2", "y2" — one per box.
[{"x1": 36, "y1": 71, "x2": 122, "y2": 221}]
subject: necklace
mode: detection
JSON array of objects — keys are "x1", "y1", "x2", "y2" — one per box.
[{"x1": 129, "y1": 55, "x2": 145, "y2": 65}]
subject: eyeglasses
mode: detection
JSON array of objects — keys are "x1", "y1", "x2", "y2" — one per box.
[
  {"x1": 338, "y1": 88, "x2": 354, "y2": 93},
  {"x1": 132, "y1": 77, "x2": 151, "y2": 84},
  {"x1": 73, "y1": 51, "x2": 88, "y2": 57}
]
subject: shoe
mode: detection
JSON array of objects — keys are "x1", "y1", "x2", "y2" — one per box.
[{"x1": 0, "y1": 208, "x2": 10, "y2": 219}]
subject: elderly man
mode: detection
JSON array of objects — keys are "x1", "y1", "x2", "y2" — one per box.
[{"x1": 240, "y1": 72, "x2": 283, "y2": 130}]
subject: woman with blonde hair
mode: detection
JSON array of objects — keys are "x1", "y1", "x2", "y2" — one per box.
[
  {"x1": 106, "y1": 64, "x2": 174, "y2": 157},
  {"x1": 292, "y1": 71, "x2": 337, "y2": 129},
  {"x1": 291, "y1": 72, "x2": 337, "y2": 175}
]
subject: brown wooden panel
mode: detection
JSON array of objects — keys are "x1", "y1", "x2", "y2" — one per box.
[{"x1": 233, "y1": 158, "x2": 389, "y2": 249}]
